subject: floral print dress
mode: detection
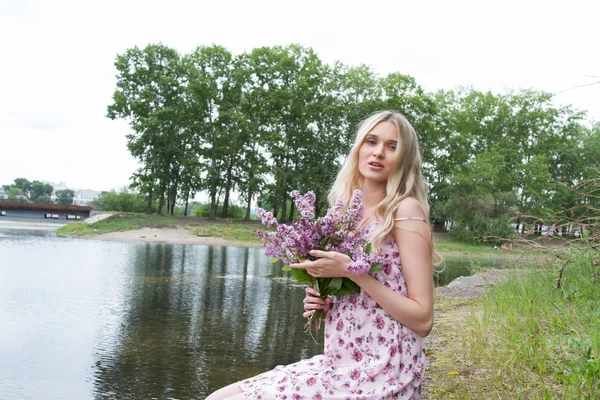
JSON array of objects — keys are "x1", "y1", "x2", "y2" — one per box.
[{"x1": 239, "y1": 221, "x2": 426, "y2": 399}]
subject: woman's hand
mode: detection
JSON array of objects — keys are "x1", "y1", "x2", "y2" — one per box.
[
  {"x1": 302, "y1": 287, "x2": 332, "y2": 318},
  {"x1": 290, "y1": 250, "x2": 353, "y2": 278}
]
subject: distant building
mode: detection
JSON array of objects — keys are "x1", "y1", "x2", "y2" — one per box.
[
  {"x1": 47, "y1": 182, "x2": 100, "y2": 206},
  {"x1": 73, "y1": 189, "x2": 101, "y2": 206}
]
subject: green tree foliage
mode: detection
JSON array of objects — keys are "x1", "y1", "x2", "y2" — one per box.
[
  {"x1": 35, "y1": 195, "x2": 53, "y2": 204},
  {"x1": 55, "y1": 189, "x2": 74, "y2": 205},
  {"x1": 107, "y1": 43, "x2": 595, "y2": 241},
  {"x1": 30, "y1": 180, "x2": 54, "y2": 202},
  {"x1": 3, "y1": 178, "x2": 35, "y2": 200},
  {"x1": 6, "y1": 187, "x2": 26, "y2": 202},
  {"x1": 92, "y1": 188, "x2": 156, "y2": 213}
]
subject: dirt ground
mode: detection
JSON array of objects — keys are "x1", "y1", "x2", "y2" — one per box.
[{"x1": 93, "y1": 226, "x2": 260, "y2": 247}]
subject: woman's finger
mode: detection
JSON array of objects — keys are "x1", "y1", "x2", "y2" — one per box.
[
  {"x1": 303, "y1": 303, "x2": 323, "y2": 311},
  {"x1": 304, "y1": 296, "x2": 324, "y2": 304},
  {"x1": 289, "y1": 259, "x2": 313, "y2": 268},
  {"x1": 309, "y1": 250, "x2": 333, "y2": 259},
  {"x1": 305, "y1": 287, "x2": 320, "y2": 296},
  {"x1": 303, "y1": 310, "x2": 316, "y2": 318}
]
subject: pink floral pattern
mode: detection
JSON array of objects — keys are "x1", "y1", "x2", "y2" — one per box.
[{"x1": 239, "y1": 221, "x2": 425, "y2": 399}]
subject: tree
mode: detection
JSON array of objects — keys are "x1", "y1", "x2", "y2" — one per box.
[
  {"x1": 30, "y1": 180, "x2": 53, "y2": 202},
  {"x1": 184, "y1": 45, "x2": 238, "y2": 219},
  {"x1": 3, "y1": 178, "x2": 33, "y2": 200},
  {"x1": 35, "y1": 195, "x2": 53, "y2": 204},
  {"x1": 55, "y1": 189, "x2": 74, "y2": 205},
  {"x1": 6, "y1": 187, "x2": 25, "y2": 202},
  {"x1": 107, "y1": 43, "x2": 187, "y2": 216}
]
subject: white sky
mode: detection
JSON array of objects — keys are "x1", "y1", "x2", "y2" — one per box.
[{"x1": 0, "y1": 0, "x2": 598, "y2": 193}]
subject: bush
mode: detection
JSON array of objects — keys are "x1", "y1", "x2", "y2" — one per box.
[
  {"x1": 92, "y1": 188, "x2": 157, "y2": 213},
  {"x1": 450, "y1": 216, "x2": 514, "y2": 244},
  {"x1": 191, "y1": 203, "x2": 246, "y2": 219}
]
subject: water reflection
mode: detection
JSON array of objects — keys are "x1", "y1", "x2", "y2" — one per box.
[
  {"x1": 91, "y1": 244, "x2": 321, "y2": 400},
  {"x1": 434, "y1": 256, "x2": 502, "y2": 286},
  {"x1": 0, "y1": 233, "x2": 500, "y2": 400}
]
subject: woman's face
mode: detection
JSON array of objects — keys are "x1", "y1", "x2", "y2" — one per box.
[{"x1": 357, "y1": 121, "x2": 398, "y2": 184}]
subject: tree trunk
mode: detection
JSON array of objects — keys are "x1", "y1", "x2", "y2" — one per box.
[
  {"x1": 245, "y1": 189, "x2": 252, "y2": 220},
  {"x1": 273, "y1": 189, "x2": 280, "y2": 220},
  {"x1": 184, "y1": 189, "x2": 190, "y2": 217},
  {"x1": 209, "y1": 187, "x2": 217, "y2": 220},
  {"x1": 288, "y1": 200, "x2": 295, "y2": 221},
  {"x1": 169, "y1": 180, "x2": 177, "y2": 216},
  {"x1": 221, "y1": 162, "x2": 233, "y2": 218},
  {"x1": 315, "y1": 192, "x2": 322, "y2": 217},
  {"x1": 280, "y1": 156, "x2": 289, "y2": 222},
  {"x1": 157, "y1": 182, "x2": 166, "y2": 215},
  {"x1": 146, "y1": 188, "x2": 153, "y2": 214},
  {"x1": 272, "y1": 169, "x2": 280, "y2": 219}
]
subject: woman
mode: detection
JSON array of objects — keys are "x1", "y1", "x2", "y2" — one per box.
[{"x1": 207, "y1": 110, "x2": 441, "y2": 399}]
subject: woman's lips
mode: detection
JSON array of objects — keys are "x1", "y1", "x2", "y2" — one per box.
[{"x1": 368, "y1": 162, "x2": 384, "y2": 170}]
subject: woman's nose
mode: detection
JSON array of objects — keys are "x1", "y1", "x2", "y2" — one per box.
[{"x1": 373, "y1": 146, "x2": 384, "y2": 158}]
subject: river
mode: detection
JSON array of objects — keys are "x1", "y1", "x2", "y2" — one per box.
[{"x1": 0, "y1": 228, "x2": 500, "y2": 399}]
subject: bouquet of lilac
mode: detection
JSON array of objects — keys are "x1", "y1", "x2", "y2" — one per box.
[{"x1": 256, "y1": 189, "x2": 388, "y2": 338}]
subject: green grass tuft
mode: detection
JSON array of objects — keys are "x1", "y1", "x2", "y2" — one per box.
[{"x1": 440, "y1": 246, "x2": 600, "y2": 399}]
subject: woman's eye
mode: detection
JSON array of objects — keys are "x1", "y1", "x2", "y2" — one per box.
[
  {"x1": 366, "y1": 139, "x2": 376, "y2": 145},
  {"x1": 389, "y1": 145, "x2": 397, "y2": 151}
]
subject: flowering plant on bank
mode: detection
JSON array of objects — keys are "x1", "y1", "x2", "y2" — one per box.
[{"x1": 256, "y1": 189, "x2": 388, "y2": 339}]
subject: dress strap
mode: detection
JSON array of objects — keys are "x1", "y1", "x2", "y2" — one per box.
[{"x1": 393, "y1": 217, "x2": 427, "y2": 223}]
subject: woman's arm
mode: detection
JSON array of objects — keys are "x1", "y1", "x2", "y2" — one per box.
[{"x1": 352, "y1": 197, "x2": 434, "y2": 336}]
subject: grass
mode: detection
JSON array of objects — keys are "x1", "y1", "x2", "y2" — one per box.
[
  {"x1": 427, "y1": 244, "x2": 600, "y2": 399},
  {"x1": 58, "y1": 212, "x2": 516, "y2": 256},
  {"x1": 434, "y1": 232, "x2": 501, "y2": 255},
  {"x1": 190, "y1": 223, "x2": 263, "y2": 243},
  {"x1": 57, "y1": 212, "x2": 265, "y2": 244}
]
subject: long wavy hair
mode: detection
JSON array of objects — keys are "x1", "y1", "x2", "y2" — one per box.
[{"x1": 328, "y1": 110, "x2": 442, "y2": 266}]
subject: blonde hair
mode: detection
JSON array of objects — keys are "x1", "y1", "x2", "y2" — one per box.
[{"x1": 328, "y1": 110, "x2": 442, "y2": 266}]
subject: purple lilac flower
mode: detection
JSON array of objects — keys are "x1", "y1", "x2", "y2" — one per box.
[
  {"x1": 257, "y1": 208, "x2": 278, "y2": 227},
  {"x1": 347, "y1": 253, "x2": 371, "y2": 275},
  {"x1": 291, "y1": 190, "x2": 316, "y2": 219},
  {"x1": 255, "y1": 189, "x2": 386, "y2": 294}
]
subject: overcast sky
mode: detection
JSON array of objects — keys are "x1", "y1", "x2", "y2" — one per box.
[{"x1": 0, "y1": 0, "x2": 598, "y2": 193}]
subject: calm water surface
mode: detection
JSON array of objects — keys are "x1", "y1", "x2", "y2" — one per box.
[{"x1": 0, "y1": 229, "x2": 500, "y2": 399}]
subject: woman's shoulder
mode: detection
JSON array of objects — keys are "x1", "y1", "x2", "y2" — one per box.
[{"x1": 393, "y1": 197, "x2": 426, "y2": 220}]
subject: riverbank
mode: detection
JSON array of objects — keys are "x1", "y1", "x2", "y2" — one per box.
[
  {"x1": 0, "y1": 219, "x2": 66, "y2": 231},
  {"x1": 91, "y1": 226, "x2": 258, "y2": 247},
  {"x1": 424, "y1": 246, "x2": 599, "y2": 399},
  {"x1": 56, "y1": 212, "x2": 521, "y2": 257}
]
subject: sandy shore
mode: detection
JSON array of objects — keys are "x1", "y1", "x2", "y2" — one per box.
[{"x1": 92, "y1": 226, "x2": 261, "y2": 247}]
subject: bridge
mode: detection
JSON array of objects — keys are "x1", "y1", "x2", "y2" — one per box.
[{"x1": 0, "y1": 201, "x2": 92, "y2": 222}]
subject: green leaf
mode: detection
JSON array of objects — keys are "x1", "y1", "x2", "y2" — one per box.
[
  {"x1": 342, "y1": 278, "x2": 361, "y2": 293},
  {"x1": 369, "y1": 263, "x2": 382, "y2": 274},
  {"x1": 320, "y1": 236, "x2": 329, "y2": 247},
  {"x1": 290, "y1": 268, "x2": 311, "y2": 283},
  {"x1": 364, "y1": 242, "x2": 372, "y2": 255},
  {"x1": 281, "y1": 265, "x2": 291, "y2": 271},
  {"x1": 328, "y1": 278, "x2": 343, "y2": 293},
  {"x1": 270, "y1": 258, "x2": 280, "y2": 264},
  {"x1": 332, "y1": 286, "x2": 354, "y2": 296}
]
